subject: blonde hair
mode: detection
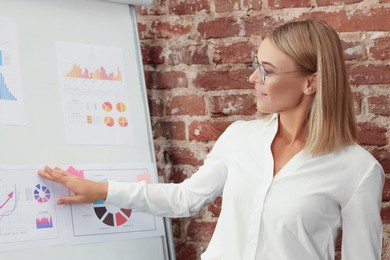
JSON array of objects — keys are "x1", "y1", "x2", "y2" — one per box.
[{"x1": 265, "y1": 18, "x2": 357, "y2": 155}]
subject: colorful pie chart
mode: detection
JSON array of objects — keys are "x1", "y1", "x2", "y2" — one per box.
[
  {"x1": 116, "y1": 102, "x2": 126, "y2": 112},
  {"x1": 102, "y1": 102, "x2": 113, "y2": 112},
  {"x1": 104, "y1": 116, "x2": 114, "y2": 127},
  {"x1": 93, "y1": 200, "x2": 132, "y2": 227},
  {"x1": 34, "y1": 184, "x2": 51, "y2": 203},
  {"x1": 118, "y1": 117, "x2": 128, "y2": 127}
]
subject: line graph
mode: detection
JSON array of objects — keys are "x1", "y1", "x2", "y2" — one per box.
[{"x1": 0, "y1": 185, "x2": 19, "y2": 223}]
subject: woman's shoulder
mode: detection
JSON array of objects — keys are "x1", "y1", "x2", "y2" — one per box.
[{"x1": 328, "y1": 144, "x2": 384, "y2": 178}]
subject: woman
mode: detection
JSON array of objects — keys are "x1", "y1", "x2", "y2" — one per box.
[{"x1": 39, "y1": 18, "x2": 384, "y2": 260}]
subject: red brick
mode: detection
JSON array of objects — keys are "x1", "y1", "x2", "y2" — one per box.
[
  {"x1": 175, "y1": 241, "x2": 198, "y2": 260},
  {"x1": 136, "y1": 0, "x2": 167, "y2": 15},
  {"x1": 370, "y1": 37, "x2": 390, "y2": 61},
  {"x1": 169, "y1": 0, "x2": 210, "y2": 15},
  {"x1": 167, "y1": 95, "x2": 206, "y2": 116},
  {"x1": 341, "y1": 40, "x2": 366, "y2": 61},
  {"x1": 151, "y1": 21, "x2": 192, "y2": 39},
  {"x1": 317, "y1": 0, "x2": 363, "y2": 5},
  {"x1": 189, "y1": 121, "x2": 233, "y2": 142},
  {"x1": 372, "y1": 149, "x2": 390, "y2": 174},
  {"x1": 144, "y1": 71, "x2": 188, "y2": 89},
  {"x1": 368, "y1": 96, "x2": 390, "y2": 116},
  {"x1": 242, "y1": 15, "x2": 280, "y2": 37},
  {"x1": 198, "y1": 18, "x2": 241, "y2": 39},
  {"x1": 301, "y1": 9, "x2": 390, "y2": 32},
  {"x1": 153, "y1": 121, "x2": 186, "y2": 140},
  {"x1": 381, "y1": 205, "x2": 390, "y2": 224},
  {"x1": 357, "y1": 123, "x2": 388, "y2": 146},
  {"x1": 137, "y1": 23, "x2": 152, "y2": 40},
  {"x1": 215, "y1": 0, "x2": 262, "y2": 12},
  {"x1": 352, "y1": 92, "x2": 362, "y2": 115},
  {"x1": 269, "y1": 0, "x2": 311, "y2": 9},
  {"x1": 193, "y1": 69, "x2": 253, "y2": 91},
  {"x1": 164, "y1": 147, "x2": 204, "y2": 166},
  {"x1": 140, "y1": 43, "x2": 165, "y2": 65},
  {"x1": 187, "y1": 222, "x2": 216, "y2": 242},
  {"x1": 347, "y1": 64, "x2": 390, "y2": 85},
  {"x1": 171, "y1": 218, "x2": 182, "y2": 238},
  {"x1": 383, "y1": 178, "x2": 390, "y2": 201},
  {"x1": 168, "y1": 167, "x2": 189, "y2": 183},
  {"x1": 211, "y1": 94, "x2": 257, "y2": 117},
  {"x1": 168, "y1": 44, "x2": 209, "y2": 65},
  {"x1": 213, "y1": 41, "x2": 256, "y2": 64},
  {"x1": 207, "y1": 197, "x2": 222, "y2": 217},
  {"x1": 148, "y1": 95, "x2": 164, "y2": 117}
]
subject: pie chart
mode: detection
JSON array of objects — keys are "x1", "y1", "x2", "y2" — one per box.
[
  {"x1": 102, "y1": 102, "x2": 113, "y2": 112},
  {"x1": 116, "y1": 102, "x2": 126, "y2": 112},
  {"x1": 34, "y1": 184, "x2": 51, "y2": 203},
  {"x1": 118, "y1": 117, "x2": 128, "y2": 127},
  {"x1": 104, "y1": 116, "x2": 114, "y2": 127},
  {"x1": 93, "y1": 200, "x2": 132, "y2": 227}
]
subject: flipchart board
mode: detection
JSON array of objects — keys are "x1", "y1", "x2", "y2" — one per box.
[{"x1": 0, "y1": 0, "x2": 175, "y2": 259}]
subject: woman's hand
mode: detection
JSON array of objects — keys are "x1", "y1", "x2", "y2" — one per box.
[{"x1": 38, "y1": 165, "x2": 108, "y2": 205}]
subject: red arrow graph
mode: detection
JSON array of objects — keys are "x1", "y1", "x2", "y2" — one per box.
[{"x1": 0, "y1": 192, "x2": 14, "y2": 209}]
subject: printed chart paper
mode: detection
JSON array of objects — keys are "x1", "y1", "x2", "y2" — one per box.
[
  {"x1": 56, "y1": 42, "x2": 134, "y2": 145},
  {"x1": 0, "y1": 168, "x2": 64, "y2": 252},
  {"x1": 0, "y1": 17, "x2": 25, "y2": 125},
  {"x1": 0, "y1": 164, "x2": 164, "y2": 252}
]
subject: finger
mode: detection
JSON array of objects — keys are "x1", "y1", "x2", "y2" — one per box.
[
  {"x1": 57, "y1": 195, "x2": 87, "y2": 205},
  {"x1": 38, "y1": 166, "x2": 69, "y2": 184},
  {"x1": 38, "y1": 168, "x2": 56, "y2": 181}
]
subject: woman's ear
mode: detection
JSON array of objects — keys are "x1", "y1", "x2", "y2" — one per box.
[{"x1": 304, "y1": 73, "x2": 317, "y2": 95}]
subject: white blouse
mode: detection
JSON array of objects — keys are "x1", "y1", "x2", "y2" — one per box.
[{"x1": 106, "y1": 114, "x2": 384, "y2": 260}]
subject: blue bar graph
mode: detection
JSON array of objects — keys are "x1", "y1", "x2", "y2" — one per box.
[{"x1": 0, "y1": 73, "x2": 17, "y2": 101}]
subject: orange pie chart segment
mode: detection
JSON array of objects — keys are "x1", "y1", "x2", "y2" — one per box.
[
  {"x1": 116, "y1": 102, "x2": 126, "y2": 112},
  {"x1": 104, "y1": 116, "x2": 114, "y2": 127},
  {"x1": 118, "y1": 117, "x2": 128, "y2": 127},
  {"x1": 102, "y1": 102, "x2": 113, "y2": 112}
]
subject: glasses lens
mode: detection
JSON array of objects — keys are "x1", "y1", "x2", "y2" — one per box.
[
  {"x1": 252, "y1": 56, "x2": 256, "y2": 70},
  {"x1": 259, "y1": 64, "x2": 266, "y2": 84},
  {"x1": 252, "y1": 56, "x2": 266, "y2": 84}
]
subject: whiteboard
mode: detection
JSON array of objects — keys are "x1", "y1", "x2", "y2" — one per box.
[{"x1": 0, "y1": 0, "x2": 174, "y2": 259}]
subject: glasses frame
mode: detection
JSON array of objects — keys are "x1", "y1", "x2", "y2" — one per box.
[{"x1": 252, "y1": 56, "x2": 309, "y2": 85}]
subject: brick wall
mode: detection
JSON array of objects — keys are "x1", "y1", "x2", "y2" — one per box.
[{"x1": 136, "y1": 0, "x2": 390, "y2": 259}]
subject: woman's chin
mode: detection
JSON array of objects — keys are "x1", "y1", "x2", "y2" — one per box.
[{"x1": 256, "y1": 104, "x2": 274, "y2": 114}]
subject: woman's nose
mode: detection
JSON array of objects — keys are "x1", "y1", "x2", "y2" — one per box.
[{"x1": 248, "y1": 69, "x2": 259, "y2": 84}]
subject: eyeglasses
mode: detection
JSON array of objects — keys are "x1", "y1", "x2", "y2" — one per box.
[{"x1": 252, "y1": 56, "x2": 309, "y2": 85}]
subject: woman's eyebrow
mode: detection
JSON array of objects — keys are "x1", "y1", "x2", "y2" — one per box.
[{"x1": 260, "y1": 60, "x2": 276, "y2": 69}]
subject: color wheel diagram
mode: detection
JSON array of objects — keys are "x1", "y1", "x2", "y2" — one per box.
[
  {"x1": 69, "y1": 167, "x2": 158, "y2": 237},
  {"x1": 93, "y1": 199, "x2": 132, "y2": 227}
]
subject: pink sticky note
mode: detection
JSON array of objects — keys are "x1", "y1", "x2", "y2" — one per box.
[{"x1": 66, "y1": 166, "x2": 85, "y2": 179}]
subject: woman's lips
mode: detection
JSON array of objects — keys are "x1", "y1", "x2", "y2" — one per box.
[{"x1": 256, "y1": 90, "x2": 267, "y2": 97}]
